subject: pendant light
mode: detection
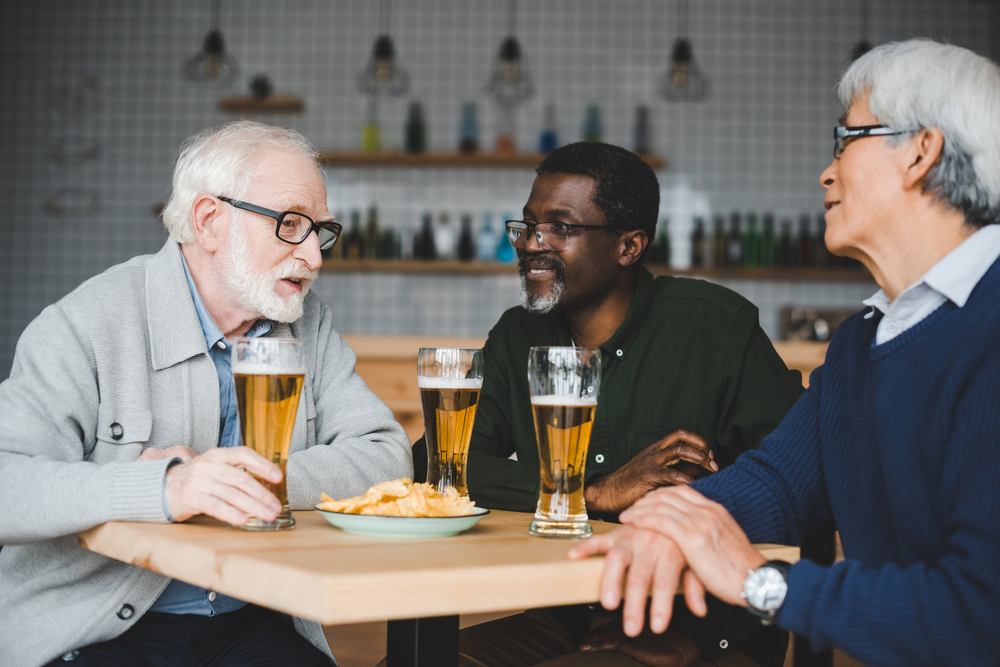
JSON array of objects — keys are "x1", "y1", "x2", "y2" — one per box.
[
  {"x1": 660, "y1": 0, "x2": 708, "y2": 102},
  {"x1": 850, "y1": 0, "x2": 873, "y2": 62},
  {"x1": 485, "y1": 0, "x2": 535, "y2": 110},
  {"x1": 183, "y1": 0, "x2": 239, "y2": 86},
  {"x1": 357, "y1": 0, "x2": 409, "y2": 97}
]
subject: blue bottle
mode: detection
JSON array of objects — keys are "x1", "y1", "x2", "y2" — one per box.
[
  {"x1": 477, "y1": 213, "x2": 499, "y2": 262},
  {"x1": 539, "y1": 103, "x2": 558, "y2": 154},
  {"x1": 496, "y1": 212, "x2": 516, "y2": 263}
]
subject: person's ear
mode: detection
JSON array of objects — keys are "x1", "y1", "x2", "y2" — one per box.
[
  {"x1": 191, "y1": 195, "x2": 225, "y2": 253},
  {"x1": 619, "y1": 229, "x2": 648, "y2": 268},
  {"x1": 902, "y1": 127, "x2": 944, "y2": 191}
]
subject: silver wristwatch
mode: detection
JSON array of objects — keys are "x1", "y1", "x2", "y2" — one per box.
[{"x1": 741, "y1": 560, "x2": 791, "y2": 625}]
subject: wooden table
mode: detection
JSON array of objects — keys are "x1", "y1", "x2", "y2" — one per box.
[{"x1": 79, "y1": 510, "x2": 799, "y2": 666}]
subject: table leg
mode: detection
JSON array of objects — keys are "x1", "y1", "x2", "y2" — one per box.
[{"x1": 386, "y1": 615, "x2": 459, "y2": 667}]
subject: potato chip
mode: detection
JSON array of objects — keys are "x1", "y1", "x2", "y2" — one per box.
[{"x1": 317, "y1": 478, "x2": 477, "y2": 517}]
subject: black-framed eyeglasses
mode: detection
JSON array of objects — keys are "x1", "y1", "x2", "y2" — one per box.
[
  {"x1": 505, "y1": 220, "x2": 616, "y2": 251},
  {"x1": 833, "y1": 125, "x2": 918, "y2": 159},
  {"x1": 217, "y1": 196, "x2": 342, "y2": 251}
]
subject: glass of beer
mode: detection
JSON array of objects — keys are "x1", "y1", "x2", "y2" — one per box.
[
  {"x1": 528, "y1": 346, "x2": 601, "y2": 539},
  {"x1": 418, "y1": 348, "x2": 484, "y2": 497},
  {"x1": 232, "y1": 338, "x2": 306, "y2": 531}
]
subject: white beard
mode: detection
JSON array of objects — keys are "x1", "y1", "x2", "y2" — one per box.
[
  {"x1": 215, "y1": 221, "x2": 318, "y2": 323},
  {"x1": 519, "y1": 273, "x2": 565, "y2": 315}
]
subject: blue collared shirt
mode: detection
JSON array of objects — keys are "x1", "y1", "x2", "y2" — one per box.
[
  {"x1": 863, "y1": 224, "x2": 1000, "y2": 344},
  {"x1": 149, "y1": 253, "x2": 273, "y2": 616}
]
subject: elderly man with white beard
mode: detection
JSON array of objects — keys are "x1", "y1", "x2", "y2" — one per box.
[{"x1": 0, "y1": 121, "x2": 412, "y2": 667}]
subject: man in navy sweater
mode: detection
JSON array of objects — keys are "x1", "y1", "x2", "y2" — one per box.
[{"x1": 569, "y1": 39, "x2": 1000, "y2": 667}]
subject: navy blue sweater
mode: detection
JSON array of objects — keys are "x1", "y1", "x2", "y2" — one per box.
[{"x1": 694, "y1": 258, "x2": 1000, "y2": 666}]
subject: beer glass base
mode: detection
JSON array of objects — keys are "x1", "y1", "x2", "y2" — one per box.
[
  {"x1": 529, "y1": 517, "x2": 592, "y2": 539},
  {"x1": 239, "y1": 508, "x2": 296, "y2": 531}
]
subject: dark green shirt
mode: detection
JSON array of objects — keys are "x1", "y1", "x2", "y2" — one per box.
[
  {"x1": 461, "y1": 267, "x2": 804, "y2": 666},
  {"x1": 466, "y1": 267, "x2": 803, "y2": 512}
]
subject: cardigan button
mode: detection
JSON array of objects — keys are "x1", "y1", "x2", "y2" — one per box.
[
  {"x1": 109, "y1": 423, "x2": 124, "y2": 440},
  {"x1": 719, "y1": 639, "x2": 729, "y2": 649},
  {"x1": 117, "y1": 604, "x2": 134, "y2": 620}
]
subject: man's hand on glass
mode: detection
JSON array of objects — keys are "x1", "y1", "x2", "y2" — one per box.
[
  {"x1": 568, "y1": 486, "x2": 767, "y2": 637},
  {"x1": 584, "y1": 429, "x2": 719, "y2": 515},
  {"x1": 160, "y1": 447, "x2": 284, "y2": 526}
]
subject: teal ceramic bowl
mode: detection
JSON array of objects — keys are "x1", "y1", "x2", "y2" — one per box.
[{"x1": 315, "y1": 506, "x2": 489, "y2": 538}]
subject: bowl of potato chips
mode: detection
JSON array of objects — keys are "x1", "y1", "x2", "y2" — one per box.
[{"x1": 315, "y1": 478, "x2": 489, "y2": 538}]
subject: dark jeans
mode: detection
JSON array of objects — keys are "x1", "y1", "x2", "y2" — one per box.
[{"x1": 46, "y1": 604, "x2": 332, "y2": 667}]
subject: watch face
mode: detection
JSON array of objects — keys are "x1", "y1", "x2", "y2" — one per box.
[{"x1": 745, "y1": 566, "x2": 788, "y2": 612}]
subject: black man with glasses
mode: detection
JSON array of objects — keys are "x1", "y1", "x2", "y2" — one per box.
[
  {"x1": 0, "y1": 121, "x2": 410, "y2": 667},
  {"x1": 408, "y1": 141, "x2": 806, "y2": 667}
]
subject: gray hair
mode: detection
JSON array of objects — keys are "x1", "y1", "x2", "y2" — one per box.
[
  {"x1": 161, "y1": 121, "x2": 320, "y2": 243},
  {"x1": 839, "y1": 39, "x2": 1000, "y2": 228}
]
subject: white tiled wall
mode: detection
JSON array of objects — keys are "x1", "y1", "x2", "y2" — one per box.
[{"x1": 0, "y1": 0, "x2": 991, "y2": 377}]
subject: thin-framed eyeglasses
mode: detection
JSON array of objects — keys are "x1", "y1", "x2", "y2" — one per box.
[
  {"x1": 217, "y1": 196, "x2": 342, "y2": 251},
  {"x1": 505, "y1": 220, "x2": 616, "y2": 251},
  {"x1": 833, "y1": 125, "x2": 919, "y2": 159}
]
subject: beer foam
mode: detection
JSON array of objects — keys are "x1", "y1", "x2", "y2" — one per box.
[
  {"x1": 530, "y1": 395, "x2": 598, "y2": 406},
  {"x1": 417, "y1": 377, "x2": 484, "y2": 389},
  {"x1": 232, "y1": 362, "x2": 305, "y2": 375}
]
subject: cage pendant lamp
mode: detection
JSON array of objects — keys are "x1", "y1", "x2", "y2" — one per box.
[
  {"x1": 660, "y1": 0, "x2": 707, "y2": 101},
  {"x1": 357, "y1": 0, "x2": 409, "y2": 97},
  {"x1": 485, "y1": 0, "x2": 535, "y2": 109},
  {"x1": 183, "y1": 0, "x2": 239, "y2": 86}
]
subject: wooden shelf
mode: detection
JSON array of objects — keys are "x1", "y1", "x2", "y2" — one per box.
[
  {"x1": 318, "y1": 151, "x2": 666, "y2": 170},
  {"x1": 320, "y1": 259, "x2": 873, "y2": 282},
  {"x1": 218, "y1": 95, "x2": 304, "y2": 114}
]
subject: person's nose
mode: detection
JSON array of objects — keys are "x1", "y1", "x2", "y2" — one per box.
[
  {"x1": 293, "y1": 230, "x2": 323, "y2": 270},
  {"x1": 524, "y1": 225, "x2": 546, "y2": 253},
  {"x1": 819, "y1": 160, "x2": 837, "y2": 190}
]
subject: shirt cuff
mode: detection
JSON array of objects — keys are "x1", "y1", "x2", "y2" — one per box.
[{"x1": 161, "y1": 457, "x2": 184, "y2": 522}]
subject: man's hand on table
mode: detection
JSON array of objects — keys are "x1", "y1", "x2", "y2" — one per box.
[
  {"x1": 584, "y1": 429, "x2": 719, "y2": 515},
  {"x1": 163, "y1": 447, "x2": 283, "y2": 526},
  {"x1": 568, "y1": 486, "x2": 767, "y2": 637},
  {"x1": 579, "y1": 621, "x2": 701, "y2": 667}
]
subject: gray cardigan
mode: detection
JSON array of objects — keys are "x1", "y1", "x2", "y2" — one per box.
[{"x1": 0, "y1": 240, "x2": 412, "y2": 667}]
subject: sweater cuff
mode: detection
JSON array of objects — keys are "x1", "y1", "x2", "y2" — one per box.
[
  {"x1": 774, "y1": 558, "x2": 826, "y2": 638},
  {"x1": 108, "y1": 458, "x2": 178, "y2": 523}
]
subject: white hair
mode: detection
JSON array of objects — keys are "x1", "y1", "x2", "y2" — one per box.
[
  {"x1": 838, "y1": 39, "x2": 1000, "y2": 227},
  {"x1": 161, "y1": 121, "x2": 320, "y2": 243}
]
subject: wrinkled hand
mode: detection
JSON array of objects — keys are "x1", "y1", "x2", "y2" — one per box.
[
  {"x1": 620, "y1": 485, "x2": 766, "y2": 607},
  {"x1": 164, "y1": 447, "x2": 283, "y2": 526},
  {"x1": 579, "y1": 621, "x2": 701, "y2": 667},
  {"x1": 567, "y1": 525, "x2": 707, "y2": 637},
  {"x1": 138, "y1": 445, "x2": 198, "y2": 463},
  {"x1": 585, "y1": 429, "x2": 719, "y2": 514}
]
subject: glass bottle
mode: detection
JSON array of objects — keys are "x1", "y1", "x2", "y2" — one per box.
[
  {"x1": 364, "y1": 205, "x2": 380, "y2": 259},
  {"x1": 760, "y1": 213, "x2": 776, "y2": 267},
  {"x1": 582, "y1": 104, "x2": 602, "y2": 143},
  {"x1": 743, "y1": 213, "x2": 760, "y2": 267},
  {"x1": 477, "y1": 213, "x2": 499, "y2": 262},
  {"x1": 405, "y1": 101, "x2": 427, "y2": 154},
  {"x1": 458, "y1": 214, "x2": 475, "y2": 261},
  {"x1": 726, "y1": 211, "x2": 743, "y2": 267},
  {"x1": 496, "y1": 108, "x2": 516, "y2": 155},
  {"x1": 362, "y1": 99, "x2": 381, "y2": 153},
  {"x1": 777, "y1": 218, "x2": 794, "y2": 268},
  {"x1": 690, "y1": 217, "x2": 704, "y2": 267},
  {"x1": 346, "y1": 210, "x2": 363, "y2": 260},
  {"x1": 797, "y1": 213, "x2": 813, "y2": 267},
  {"x1": 539, "y1": 103, "x2": 559, "y2": 154},
  {"x1": 459, "y1": 102, "x2": 479, "y2": 154},
  {"x1": 435, "y1": 212, "x2": 455, "y2": 260},
  {"x1": 711, "y1": 215, "x2": 726, "y2": 267},
  {"x1": 496, "y1": 212, "x2": 516, "y2": 262},
  {"x1": 633, "y1": 105, "x2": 651, "y2": 155},
  {"x1": 814, "y1": 214, "x2": 829, "y2": 269},
  {"x1": 416, "y1": 213, "x2": 435, "y2": 260}
]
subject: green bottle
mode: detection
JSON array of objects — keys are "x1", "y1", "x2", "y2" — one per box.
[
  {"x1": 760, "y1": 213, "x2": 776, "y2": 267},
  {"x1": 364, "y1": 206, "x2": 380, "y2": 259},
  {"x1": 744, "y1": 213, "x2": 760, "y2": 267}
]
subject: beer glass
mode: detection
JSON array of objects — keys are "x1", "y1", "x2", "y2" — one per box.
[
  {"x1": 528, "y1": 346, "x2": 601, "y2": 538},
  {"x1": 232, "y1": 338, "x2": 306, "y2": 531},
  {"x1": 418, "y1": 348, "x2": 484, "y2": 496}
]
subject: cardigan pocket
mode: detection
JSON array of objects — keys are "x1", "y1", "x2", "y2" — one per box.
[{"x1": 89, "y1": 404, "x2": 154, "y2": 463}]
